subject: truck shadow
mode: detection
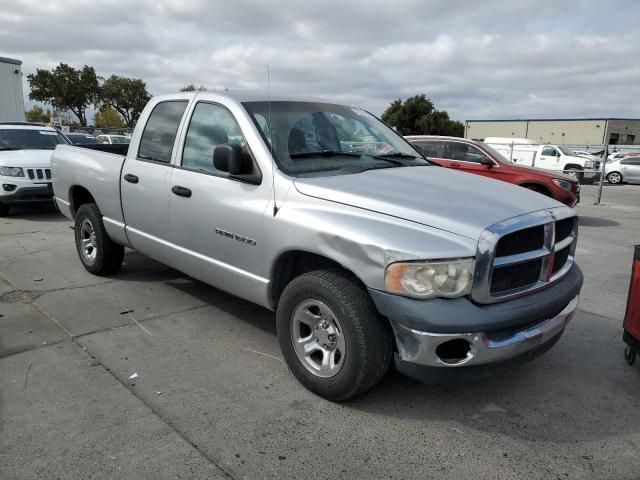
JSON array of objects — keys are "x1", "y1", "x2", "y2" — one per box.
[
  {"x1": 579, "y1": 216, "x2": 620, "y2": 227},
  {"x1": 5, "y1": 204, "x2": 68, "y2": 223},
  {"x1": 111, "y1": 251, "x2": 640, "y2": 445}
]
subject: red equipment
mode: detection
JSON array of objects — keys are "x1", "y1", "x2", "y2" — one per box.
[{"x1": 623, "y1": 245, "x2": 640, "y2": 365}]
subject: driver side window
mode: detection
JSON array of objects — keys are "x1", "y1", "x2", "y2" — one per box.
[
  {"x1": 542, "y1": 146, "x2": 558, "y2": 156},
  {"x1": 182, "y1": 102, "x2": 246, "y2": 175}
]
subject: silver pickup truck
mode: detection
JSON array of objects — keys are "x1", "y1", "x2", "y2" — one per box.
[{"x1": 52, "y1": 92, "x2": 583, "y2": 400}]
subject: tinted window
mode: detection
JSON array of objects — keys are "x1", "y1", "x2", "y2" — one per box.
[
  {"x1": 182, "y1": 102, "x2": 247, "y2": 174},
  {"x1": 0, "y1": 129, "x2": 69, "y2": 150},
  {"x1": 446, "y1": 142, "x2": 486, "y2": 163},
  {"x1": 622, "y1": 157, "x2": 640, "y2": 166},
  {"x1": 413, "y1": 140, "x2": 447, "y2": 158},
  {"x1": 542, "y1": 146, "x2": 558, "y2": 156},
  {"x1": 138, "y1": 101, "x2": 188, "y2": 163}
]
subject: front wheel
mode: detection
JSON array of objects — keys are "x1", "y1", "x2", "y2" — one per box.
[
  {"x1": 0, "y1": 204, "x2": 9, "y2": 216},
  {"x1": 74, "y1": 203, "x2": 124, "y2": 275},
  {"x1": 607, "y1": 171, "x2": 623, "y2": 184},
  {"x1": 277, "y1": 269, "x2": 393, "y2": 401}
]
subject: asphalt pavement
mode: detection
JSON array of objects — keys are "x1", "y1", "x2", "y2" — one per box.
[{"x1": 1, "y1": 185, "x2": 640, "y2": 479}]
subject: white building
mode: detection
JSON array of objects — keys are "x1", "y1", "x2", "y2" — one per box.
[
  {"x1": 0, "y1": 56, "x2": 25, "y2": 122},
  {"x1": 464, "y1": 118, "x2": 640, "y2": 146}
]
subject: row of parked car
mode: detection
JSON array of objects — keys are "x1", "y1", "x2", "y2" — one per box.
[
  {"x1": 65, "y1": 133, "x2": 131, "y2": 145},
  {"x1": 2, "y1": 119, "x2": 638, "y2": 217}
]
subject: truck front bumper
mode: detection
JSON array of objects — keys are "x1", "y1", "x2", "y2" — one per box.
[{"x1": 369, "y1": 263, "x2": 583, "y2": 382}]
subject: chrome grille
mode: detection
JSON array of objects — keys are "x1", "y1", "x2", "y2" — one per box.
[
  {"x1": 473, "y1": 207, "x2": 578, "y2": 304},
  {"x1": 26, "y1": 168, "x2": 51, "y2": 181}
]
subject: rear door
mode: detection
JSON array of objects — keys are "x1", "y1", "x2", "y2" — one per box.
[
  {"x1": 622, "y1": 158, "x2": 640, "y2": 182},
  {"x1": 121, "y1": 100, "x2": 188, "y2": 266},
  {"x1": 168, "y1": 101, "x2": 270, "y2": 302}
]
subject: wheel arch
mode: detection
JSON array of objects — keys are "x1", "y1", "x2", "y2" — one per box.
[
  {"x1": 518, "y1": 182, "x2": 553, "y2": 197},
  {"x1": 69, "y1": 185, "x2": 96, "y2": 217},
  {"x1": 270, "y1": 250, "x2": 362, "y2": 307},
  {"x1": 563, "y1": 163, "x2": 584, "y2": 171}
]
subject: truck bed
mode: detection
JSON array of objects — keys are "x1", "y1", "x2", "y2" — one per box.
[{"x1": 51, "y1": 144, "x2": 127, "y2": 226}]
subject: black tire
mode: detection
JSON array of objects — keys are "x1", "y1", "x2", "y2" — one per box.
[
  {"x1": 277, "y1": 269, "x2": 393, "y2": 401},
  {"x1": 607, "y1": 171, "x2": 623, "y2": 185},
  {"x1": 74, "y1": 203, "x2": 124, "y2": 275},
  {"x1": 523, "y1": 184, "x2": 552, "y2": 197},
  {"x1": 625, "y1": 346, "x2": 636, "y2": 366},
  {"x1": 0, "y1": 204, "x2": 9, "y2": 216}
]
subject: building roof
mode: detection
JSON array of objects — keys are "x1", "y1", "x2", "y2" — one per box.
[
  {"x1": 0, "y1": 56, "x2": 22, "y2": 65},
  {"x1": 466, "y1": 118, "x2": 640, "y2": 122}
]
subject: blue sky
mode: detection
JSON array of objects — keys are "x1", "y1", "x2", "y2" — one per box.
[{"x1": 2, "y1": 0, "x2": 639, "y2": 121}]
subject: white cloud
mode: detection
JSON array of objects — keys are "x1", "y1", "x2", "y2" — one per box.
[{"x1": 2, "y1": 0, "x2": 640, "y2": 120}]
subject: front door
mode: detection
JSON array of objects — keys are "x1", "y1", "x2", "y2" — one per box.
[
  {"x1": 121, "y1": 100, "x2": 188, "y2": 266},
  {"x1": 537, "y1": 146, "x2": 561, "y2": 170},
  {"x1": 168, "y1": 101, "x2": 270, "y2": 303}
]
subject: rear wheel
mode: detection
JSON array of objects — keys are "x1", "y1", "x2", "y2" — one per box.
[
  {"x1": 74, "y1": 203, "x2": 124, "y2": 275},
  {"x1": 607, "y1": 171, "x2": 623, "y2": 184},
  {"x1": 277, "y1": 269, "x2": 393, "y2": 401}
]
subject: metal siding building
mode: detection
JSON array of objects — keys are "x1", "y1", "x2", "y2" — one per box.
[
  {"x1": 465, "y1": 118, "x2": 640, "y2": 145},
  {"x1": 0, "y1": 57, "x2": 25, "y2": 122}
]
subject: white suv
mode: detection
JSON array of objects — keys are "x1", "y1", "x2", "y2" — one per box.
[{"x1": 0, "y1": 123, "x2": 70, "y2": 215}]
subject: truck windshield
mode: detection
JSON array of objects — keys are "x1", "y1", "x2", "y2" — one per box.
[
  {"x1": 0, "y1": 129, "x2": 70, "y2": 150},
  {"x1": 243, "y1": 101, "x2": 428, "y2": 175}
]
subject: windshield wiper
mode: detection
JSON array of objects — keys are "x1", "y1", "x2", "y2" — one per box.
[{"x1": 289, "y1": 150, "x2": 362, "y2": 159}]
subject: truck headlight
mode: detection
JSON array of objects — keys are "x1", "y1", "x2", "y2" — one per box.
[
  {"x1": 553, "y1": 179, "x2": 574, "y2": 191},
  {"x1": 385, "y1": 259, "x2": 475, "y2": 299},
  {"x1": 0, "y1": 166, "x2": 24, "y2": 177},
  {"x1": 584, "y1": 160, "x2": 594, "y2": 168}
]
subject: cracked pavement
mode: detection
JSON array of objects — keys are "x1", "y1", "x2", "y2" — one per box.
[{"x1": 1, "y1": 187, "x2": 640, "y2": 480}]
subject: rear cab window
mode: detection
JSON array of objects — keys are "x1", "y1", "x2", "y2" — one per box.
[{"x1": 138, "y1": 101, "x2": 188, "y2": 163}]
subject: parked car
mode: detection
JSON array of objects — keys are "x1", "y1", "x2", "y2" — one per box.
[
  {"x1": 605, "y1": 157, "x2": 640, "y2": 184},
  {"x1": 0, "y1": 122, "x2": 69, "y2": 215},
  {"x1": 52, "y1": 93, "x2": 583, "y2": 400},
  {"x1": 95, "y1": 134, "x2": 130, "y2": 144},
  {"x1": 406, "y1": 135, "x2": 580, "y2": 207},
  {"x1": 66, "y1": 132, "x2": 97, "y2": 145},
  {"x1": 484, "y1": 137, "x2": 600, "y2": 182}
]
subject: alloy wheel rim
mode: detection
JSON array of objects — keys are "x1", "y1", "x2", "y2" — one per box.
[
  {"x1": 291, "y1": 299, "x2": 346, "y2": 378},
  {"x1": 80, "y1": 219, "x2": 98, "y2": 265},
  {"x1": 609, "y1": 173, "x2": 621, "y2": 183}
]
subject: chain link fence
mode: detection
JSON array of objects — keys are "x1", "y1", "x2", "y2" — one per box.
[{"x1": 486, "y1": 140, "x2": 640, "y2": 204}]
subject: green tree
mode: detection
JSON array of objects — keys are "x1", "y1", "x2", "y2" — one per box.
[
  {"x1": 180, "y1": 84, "x2": 208, "y2": 92},
  {"x1": 94, "y1": 106, "x2": 125, "y2": 128},
  {"x1": 381, "y1": 94, "x2": 464, "y2": 137},
  {"x1": 25, "y1": 105, "x2": 51, "y2": 123},
  {"x1": 27, "y1": 63, "x2": 99, "y2": 126},
  {"x1": 99, "y1": 75, "x2": 151, "y2": 127}
]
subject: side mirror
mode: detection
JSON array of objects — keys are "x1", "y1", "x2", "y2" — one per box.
[
  {"x1": 213, "y1": 143, "x2": 262, "y2": 184},
  {"x1": 480, "y1": 157, "x2": 495, "y2": 167}
]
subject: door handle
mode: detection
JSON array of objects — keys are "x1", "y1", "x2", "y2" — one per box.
[
  {"x1": 172, "y1": 185, "x2": 192, "y2": 198},
  {"x1": 123, "y1": 173, "x2": 139, "y2": 184}
]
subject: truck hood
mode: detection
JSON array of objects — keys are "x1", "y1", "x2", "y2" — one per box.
[
  {"x1": 0, "y1": 149, "x2": 53, "y2": 168},
  {"x1": 294, "y1": 166, "x2": 562, "y2": 240}
]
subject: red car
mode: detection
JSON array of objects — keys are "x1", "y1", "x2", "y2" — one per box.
[{"x1": 406, "y1": 135, "x2": 579, "y2": 207}]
